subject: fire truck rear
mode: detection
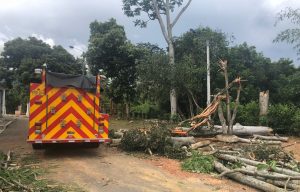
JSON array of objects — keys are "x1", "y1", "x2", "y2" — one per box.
[{"x1": 27, "y1": 68, "x2": 110, "y2": 149}]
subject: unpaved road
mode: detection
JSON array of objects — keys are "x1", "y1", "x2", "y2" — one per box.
[{"x1": 0, "y1": 117, "x2": 257, "y2": 192}]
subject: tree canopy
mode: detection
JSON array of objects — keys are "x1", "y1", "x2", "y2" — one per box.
[
  {"x1": 86, "y1": 19, "x2": 140, "y2": 106},
  {"x1": 274, "y1": 7, "x2": 300, "y2": 58},
  {"x1": 0, "y1": 37, "x2": 81, "y2": 113}
]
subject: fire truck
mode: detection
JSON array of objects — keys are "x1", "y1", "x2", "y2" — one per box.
[{"x1": 27, "y1": 68, "x2": 110, "y2": 149}]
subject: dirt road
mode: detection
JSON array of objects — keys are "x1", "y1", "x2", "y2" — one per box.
[{"x1": 0, "y1": 117, "x2": 257, "y2": 192}]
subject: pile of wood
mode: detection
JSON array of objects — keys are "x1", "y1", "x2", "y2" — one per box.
[
  {"x1": 112, "y1": 124, "x2": 300, "y2": 191},
  {"x1": 194, "y1": 134, "x2": 300, "y2": 192}
]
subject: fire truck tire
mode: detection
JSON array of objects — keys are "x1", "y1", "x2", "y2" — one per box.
[{"x1": 32, "y1": 143, "x2": 44, "y2": 150}]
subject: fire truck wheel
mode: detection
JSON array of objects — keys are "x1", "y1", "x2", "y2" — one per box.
[{"x1": 32, "y1": 143, "x2": 44, "y2": 150}]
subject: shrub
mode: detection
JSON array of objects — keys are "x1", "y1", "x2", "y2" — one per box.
[
  {"x1": 120, "y1": 123, "x2": 172, "y2": 153},
  {"x1": 164, "y1": 145, "x2": 187, "y2": 160},
  {"x1": 181, "y1": 152, "x2": 214, "y2": 173},
  {"x1": 120, "y1": 129, "x2": 148, "y2": 151},
  {"x1": 268, "y1": 104, "x2": 297, "y2": 134},
  {"x1": 291, "y1": 109, "x2": 300, "y2": 135},
  {"x1": 236, "y1": 101, "x2": 260, "y2": 125}
]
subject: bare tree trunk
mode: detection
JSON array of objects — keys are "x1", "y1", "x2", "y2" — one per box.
[
  {"x1": 187, "y1": 89, "x2": 201, "y2": 112},
  {"x1": 229, "y1": 82, "x2": 241, "y2": 131},
  {"x1": 187, "y1": 94, "x2": 194, "y2": 118},
  {"x1": 223, "y1": 68, "x2": 232, "y2": 134},
  {"x1": 168, "y1": 40, "x2": 177, "y2": 116},
  {"x1": 259, "y1": 90, "x2": 269, "y2": 116},
  {"x1": 152, "y1": 0, "x2": 193, "y2": 117},
  {"x1": 218, "y1": 104, "x2": 227, "y2": 134},
  {"x1": 125, "y1": 102, "x2": 130, "y2": 120}
]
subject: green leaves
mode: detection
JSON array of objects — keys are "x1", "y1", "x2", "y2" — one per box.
[
  {"x1": 181, "y1": 152, "x2": 214, "y2": 173},
  {"x1": 256, "y1": 161, "x2": 277, "y2": 172},
  {"x1": 274, "y1": 7, "x2": 300, "y2": 58},
  {"x1": 0, "y1": 37, "x2": 80, "y2": 113},
  {"x1": 86, "y1": 19, "x2": 140, "y2": 103}
]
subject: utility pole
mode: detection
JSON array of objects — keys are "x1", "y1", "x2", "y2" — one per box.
[
  {"x1": 69, "y1": 45, "x2": 85, "y2": 75},
  {"x1": 206, "y1": 40, "x2": 211, "y2": 107}
]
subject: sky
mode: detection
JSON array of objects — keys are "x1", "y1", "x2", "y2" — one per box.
[{"x1": 0, "y1": 0, "x2": 299, "y2": 66}]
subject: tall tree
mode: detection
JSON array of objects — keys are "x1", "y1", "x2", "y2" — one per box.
[
  {"x1": 122, "y1": 0, "x2": 193, "y2": 117},
  {"x1": 174, "y1": 27, "x2": 229, "y2": 116},
  {"x1": 274, "y1": 7, "x2": 300, "y2": 58},
  {"x1": 86, "y1": 19, "x2": 140, "y2": 118},
  {"x1": 0, "y1": 37, "x2": 81, "y2": 113}
]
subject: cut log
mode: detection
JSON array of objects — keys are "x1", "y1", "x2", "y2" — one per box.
[
  {"x1": 215, "y1": 134, "x2": 251, "y2": 143},
  {"x1": 216, "y1": 134, "x2": 239, "y2": 143},
  {"x1": 214, "y1": 123, "x2": 273, "y2": 136},
  {"x1": 257, "y1": 177, "x2": 300, "y2": 190},
  {"x1": 170, "y1": 137, "x2": 195, "y2": 147},
  {"x1": 222, "y1": 167, "x2": 300, "y2": 180},
  {"x1": 110, "y1": 139, "x2": 121, "y2": 147},
  {"x1": 112, "y1": 139, "x2": 121, "y2": 144},
  {"x1": 215, "y1": 135, "x2": 281, "y2": 145},
  {"x1": 216, "y1": 154, "x2": 300, "y2": 176},
  {"x1": 253, "y1": 135, "x2": 288, "y2": 142},
  {"x1": 243, "y1": 164, "x2": 300, "y2": 186},
  {"x1": 190, "y1": 140, "x2": 211, "y2": 150},
  {"x1": 114, "y1": 132, "x2": 124, "y2": 138},
  {"x1": 214, "y1": 161, "x2": 285, "y2": 192}
]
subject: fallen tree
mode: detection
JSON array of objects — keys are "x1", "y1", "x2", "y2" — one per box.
[
  {"x1": 215, "y1": 134, "x2": 282, "y2": 145},
  {"x1": 214, "y1": 161, "x2": 286, "y2": 192},
  {"x1": 216, "y1": 153, "x2": 300, "y2": 177},
  {"x1": 174, "y1": 124, "x2": 274, "y2": 137},
  {"x1": 190, "y1": 140, "x2": 211, "y2": 150},
  {"x1": 214, "y1": 124, "x2": 273, "y2": 136},
  {"x1": 253, "y1": 134, "x2": 288, "y2": 142}
]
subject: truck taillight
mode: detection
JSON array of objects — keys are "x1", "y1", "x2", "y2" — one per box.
[
  {"x1": 98, "y1": 125, "x2": 104, "y2": 134},
  {"x1": 35, "y1": 122, "x2": 42, "y2": 134}
]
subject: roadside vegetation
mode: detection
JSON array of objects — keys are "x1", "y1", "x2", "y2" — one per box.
[{"x1": 0, "y1": 151, "x2": 81, "y2": 192}]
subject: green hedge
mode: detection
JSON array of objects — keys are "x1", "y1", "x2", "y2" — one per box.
[
  {"x1": 236, "y1": 101, "x2": 260, "y2": 125},
  {"x1": 235, "y1": 102, "x2": 300, "y2": 135},
  {"x1": 268, "y1": 104, "x2": 300, "y2": 135}
]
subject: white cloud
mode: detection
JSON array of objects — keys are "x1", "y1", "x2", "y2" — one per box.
[
  {"x1": 0, "y1": 32, "x2": 11, "y2": 54},
  {"x1": 31, "y1": 33, "x2": 55, "y2": 47}
]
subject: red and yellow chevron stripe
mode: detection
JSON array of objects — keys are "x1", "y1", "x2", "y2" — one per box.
[{"x1": 27, "y1": 71, "x2": 109, "y2": 144}]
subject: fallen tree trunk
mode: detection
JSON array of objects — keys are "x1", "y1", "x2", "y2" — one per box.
[
  {"x1": 190, "y1": 140, "x2": 211, "y2": 150},
  {"x1": 170, "y1": 137, "x2": 195, "y2": 147},
  {"x1": 214, "y1": 161, "x2": 286, "y2": 192},
  {"x1": 214, "y1": 124, "x2": 273, "y2": 136},
  {"x1": 215, "y1": 135, "x2": 281, "y2": 145},
  {"x1": 258, "y1": 177, "x2": 300, "y2": 190},
  {"x1": 243, "y1": 164, "x2": 300, "y2": 187},
  {"x1": 253, "y1": 135, "x2": 288, "y2": 142},
  {"x1": 110, "y1": 139, "x2": 121, "y2": 147},
  {"x1": 114, "y1": 132, "x2": 124, "y2": 138},
  {"x1": 220, "y1": 167, "x2": 300, "y2": 180},
  {"x1": 216, "y1": 154, "x2": 300, "y2": 176}
]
